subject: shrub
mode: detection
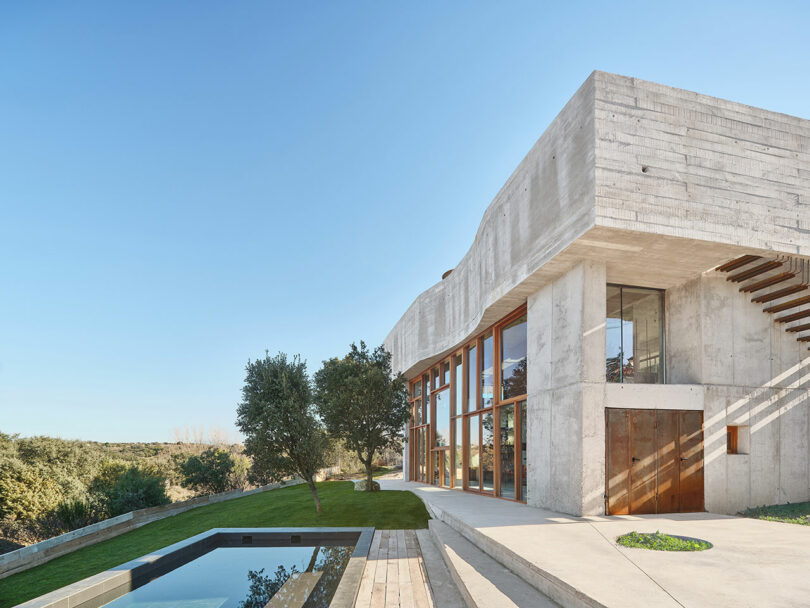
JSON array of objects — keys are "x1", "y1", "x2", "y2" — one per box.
[
  {"x1": 180, "y1": 448, "x2": 234, "y2": 495},
  {"x1": 51, "y1": 498, "x2": 99, "y2": 532},
  {"x1": 90, "y1": 463, "x2": 170, "y2": 517},
  {"x1": 0, "y1": 459, "x2": 62, "y2": 522}
]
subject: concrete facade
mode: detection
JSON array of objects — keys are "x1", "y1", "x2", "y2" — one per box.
[{"x1": 386, "y1": 71, "x2": 810, "y2": 516}]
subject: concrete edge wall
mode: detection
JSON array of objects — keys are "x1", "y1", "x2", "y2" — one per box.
[
  {"x1": 384, "y1": 72, "x2": 597, "y2": 377},
  {"x1": 0, "y1": 479, "x2": 305, "y2": 580}
]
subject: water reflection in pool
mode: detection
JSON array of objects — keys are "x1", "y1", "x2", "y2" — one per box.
[{"x1": 104, "y1": 545, "x2": 353, "y2": 608}]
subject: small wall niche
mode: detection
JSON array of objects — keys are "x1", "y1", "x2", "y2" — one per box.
[{"x1": 727, "y1": 425, "x2": 750, "y2": 455}]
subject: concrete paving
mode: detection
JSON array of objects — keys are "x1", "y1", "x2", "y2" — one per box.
[{"x1": 382, "y1": 478, "x2": 810, "y2": 608}]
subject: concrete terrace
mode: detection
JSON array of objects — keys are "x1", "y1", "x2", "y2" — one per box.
[{"x1": 381, "y1": 477, "x2": 810, "y2": 608}]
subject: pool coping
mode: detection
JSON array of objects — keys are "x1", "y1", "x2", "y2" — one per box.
[{"x1": 14, "y1": 527, "x2": 375, "y2": 608}]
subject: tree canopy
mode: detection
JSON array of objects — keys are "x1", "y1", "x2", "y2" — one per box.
[
  {"x1": 314, "y1": 342, "x2": 409, "y2": 490},
  {"x1": 236, "y1": 353, "x2": 327, "y2": 511}
]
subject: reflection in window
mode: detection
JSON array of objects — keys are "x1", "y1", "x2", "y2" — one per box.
[
  {"x1": 414, "y1": 398, "x2": 421, "y2": 425},
  {"x1": 499, "y1": 404, "x2": 515, "y2": 499},
  {"x1": 501, "y1": 314, "x2": 527, "y2": 399},
  {"x1": 481, "y1": 331, "x2": 494, "y2": 409},
  {"x1": 454, "y1": 355, "x2": 463, "y2": 415},
  {"x1": 442, "y1": 452, "x2": 450, "y2": 488},
  {"x1": 468, "y1": 416, "x2": 479, "y2": 488},
  {"x1": 412, "y1": 379, "x2": 421, "y2": 399},
  {"x1": 434, "y1": 390, "x2": 450, "y2": 447},
  {"x1": 520, "y1": 401, "x2": 527, "y2": 503},
  {"x1": 441, "y1": 361, "x2": 450, "y2": 386},
  {"x1": 467, "y1": 345, "x2": 477, "y2": 411},
  {"x1": 481, "y1": 411, "x2": 494, "y2": 492},
  {"x1": 606, "y1": 285, "x2": 664, "y2": 384},
  {"x1": 423, "y1": 374, "x2": 431, "y2": 423},
  {"x1": 418, "y1": 428, "x2": 426, "y2": 482},
  {"x1": 454, "y1": 417, "x2": 463, "y2": 487}
]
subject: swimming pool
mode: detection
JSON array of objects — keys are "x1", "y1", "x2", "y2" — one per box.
[{"x1": 18, "y1": 528, "x2": 374, "y2": 608}]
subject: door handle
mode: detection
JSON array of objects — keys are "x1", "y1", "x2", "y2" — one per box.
[
  {"x1": 680, "y1": 457, "x2": 688, "y2": 461},
  {"x1": 632, "y1": 457, "x2": 640, "y2": 462}
]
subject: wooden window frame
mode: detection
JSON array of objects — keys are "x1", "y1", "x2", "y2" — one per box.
[{"x1": 408, "y1": 303, "x2": 528, "y2": 501}]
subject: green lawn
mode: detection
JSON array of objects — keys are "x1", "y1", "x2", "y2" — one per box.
[
  {"x1": 741, "y1": 501, "x2": 810, "y2": 525},
  {"x1": 616, "y1": 531, "x2": 712, "y2": 551},
  {"x1": 0, "y1": 481, "x2": 429, "y2": 607}
]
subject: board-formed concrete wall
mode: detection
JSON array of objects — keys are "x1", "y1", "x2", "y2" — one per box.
[
  {"x1": 594, "y1": 71, "x2": 810, "y2": 257},
  {"x1": 667, "y1": 273, "x2": 810, "y2": 513},
  {"x1": 384, "y1": 74, "x2": 596, "y2": 378},
  {"x1": 526, "y1": 261, "x2": 606, "y2": 515}
]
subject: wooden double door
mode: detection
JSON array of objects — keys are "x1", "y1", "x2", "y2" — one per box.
[{"x1": 606, "y1": 408, "x2": 704, "y2": 515}]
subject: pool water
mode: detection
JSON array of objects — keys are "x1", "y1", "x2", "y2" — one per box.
[{"x1": 103, "y1": 545, "x2": 353, "y2": 608}]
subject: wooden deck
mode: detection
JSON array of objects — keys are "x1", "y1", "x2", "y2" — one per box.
[{"x1": 354, "y1": 529, "x2": 433, "y2": 608}]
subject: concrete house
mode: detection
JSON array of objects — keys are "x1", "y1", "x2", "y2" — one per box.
[{"x1": 384, "y1": 71, "x2": 810, "y2": 517}]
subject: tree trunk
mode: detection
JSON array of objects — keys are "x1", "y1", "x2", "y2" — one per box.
[
  {"x1": 307, "y1": 478, "x2": 322, "y2": 512},
  {"x1": 305, "y1": 545, "x2": 321, "y2": 572},
  {"x1": 365, "y1": 459, "x2": 374, "y2": 491}
]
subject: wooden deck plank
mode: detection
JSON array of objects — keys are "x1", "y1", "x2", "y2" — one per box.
[
  {"x1": 397, "y1": 529, "x2": 414, "y2": 608},
  {"x1": 385, "y1": 530, "x2": 400, "y2": 608},
  {"x1": 370, "y1": 530, "x2": 389, "y2": 608},
  {"x1": 405, "y1": 530, "x2": 432, "y2": 608},
  {"x1": 355, "y1": 530, "x2": 383, "y2": 608}
]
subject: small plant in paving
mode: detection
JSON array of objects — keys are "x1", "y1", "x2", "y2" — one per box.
[
  {"x1": 741, "y1": 501, "x2": 810, "y2": 525},
  {"x1": 616, "y1": 531, "x2": 712, "y2": 551}
]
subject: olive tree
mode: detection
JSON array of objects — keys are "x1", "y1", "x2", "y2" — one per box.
[
  {"x1": 314, "y1": 343, "x2": 409, "y2": 491},
  {"x1": 236, "y1": 352, "x2": 327, "y2": 511}
]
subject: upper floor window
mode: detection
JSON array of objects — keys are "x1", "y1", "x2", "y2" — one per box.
[
  {"x1": 500, "y1": 313, "x2": 527, "y2": 400},
  {"x1": 606, "y1": 285, "x2": 665, "y2": 384}
]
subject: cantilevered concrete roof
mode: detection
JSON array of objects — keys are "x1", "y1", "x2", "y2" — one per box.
[{"x1": 385, "y1": 71, "x2": 810, "y2": 376}]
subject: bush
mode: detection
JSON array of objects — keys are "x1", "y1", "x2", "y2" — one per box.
[
  {"x1": 51, "y1": 498, "x2": 99, "y2": 532},
  {"x1": 180, "y1": 448, "x2": 234, "y2": 495},
  {"x1": 0, "y1": 459, "x2": 62, "y2": 522},
  {"x1": 90, "y1": 463, "x2": 170, "y2": 517}
]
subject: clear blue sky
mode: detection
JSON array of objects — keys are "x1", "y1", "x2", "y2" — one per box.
[{"x1": 2, "y1": 2, "x2": 808, "y2": 443}]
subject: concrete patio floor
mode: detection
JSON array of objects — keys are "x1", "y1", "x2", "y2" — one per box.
[{"x1": 381, "y1": 477, "x2": 810, "y2": 608}]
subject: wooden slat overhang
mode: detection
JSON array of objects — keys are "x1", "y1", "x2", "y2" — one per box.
[
  {"x1": 763, "y1": 295, "x2": 810, "y2": 314},
  {"x1": 741, "y1": 272, "x2": 796, "y2": 293},
  {"x1": 751, "y1": 284, "x2": 808, "y2": 304},
  {"x1": 786, "y1": 322, "x2": 810, "y2": 333},
  {"x1": 775, "y1": 308, "x2": 810, "y2": 324},
  {"x1": 716, "y1": 255, "x2": 762, "y2": 273},
  {"x1": 728, "y1": 260, "x2": 783, "y2": 283}
]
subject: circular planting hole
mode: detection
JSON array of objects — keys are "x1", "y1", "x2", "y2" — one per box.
[{"x1": 616, "y1": 531, "x2": 712, "y2": 552}]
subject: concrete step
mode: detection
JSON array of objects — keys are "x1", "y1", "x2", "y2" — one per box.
[
  {"x1": 415, "y1": 528, "x2": 466, "y2": 608},
  {"x1": 429, "y1": 519, "x2": 559, "y2": 608}
]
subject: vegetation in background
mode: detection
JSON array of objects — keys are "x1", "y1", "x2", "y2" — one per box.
[
  {"x1": 237, "y1": 353, "x2": 328, "y2": 512},
  {"x1": 315, "y1": 343, "x2": 409, "y2": 491},
  {"x1": 0, "y1": 481, "x2": 430, "y2": 607},
  {"x1": 181, "y1": 447, "x2": 235, "y2": 494},
  {"x1": 0, "y1": 431, "x2": 248, "y2": 552},
  {"x1": 616, "y1": 531, "x2": 712, "y2": 551},
  {"x1": 741, "y1": 501, "x2": 810, "y2": 525}
]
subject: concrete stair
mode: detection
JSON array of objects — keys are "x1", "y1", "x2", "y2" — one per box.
[{"x1": 427, "y1": 519, "x2": 559, "y2": 608}]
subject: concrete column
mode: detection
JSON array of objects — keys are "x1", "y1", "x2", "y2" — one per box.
[{"x1": 527, "y1": 260, "x2": 606, "y2": 515}]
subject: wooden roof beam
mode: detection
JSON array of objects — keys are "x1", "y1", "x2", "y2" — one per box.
[
  {"x1": 728, "y1": 260, "x2": 782, "y2": 283},
  {"x1": 775, "y1": 308, "x2": 810, "y2": 324},
  {"x1": 763, "y1": 295, "x2": 810, "y2": 314},
  {"x1": 751, "y1": 284, "x2": 808, "y2": 304},
  {"x1": 740, "y1": 272, "x2": 796, "y2": 293},
  {"x1": 716, "y1": 255, "x2": 762, "y2": 273},
  {"x1": 786, "y1": 322, "x2": 810, "y2": 333}
]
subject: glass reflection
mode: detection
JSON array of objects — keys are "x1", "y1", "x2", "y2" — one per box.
[
  {"x1": 434, "y1": 390, "x2": 450, "y2": 447},
  {"x1": 468, "y1": 415, "x2": 479, "y2": 488},
  {"x1": 520, "y1": 401, "x2": 527, "y2": 503},
  {"x1": 467, "y1": 345, "x2": 477, "y2": 411},
  {"x1": 500, "y1": 315, "x2": 527, "y2": 399},
  {"x1": 498, "y1": 405, "x2": 515, "y2": 499},
  {"x1": 481, "y1": 332, "x2": 494, "y2": 409},
  {"x1": 481, "y1": 410, "x2": 494, "y2": 492},
  {"x1": 454, "y1": 417, "x2": 463, "y2": 487},
  {"x1": 606, "y1": 286, "x2": 664, "y2": 384}
]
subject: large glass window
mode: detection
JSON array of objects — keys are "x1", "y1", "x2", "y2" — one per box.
[
  {"x1": 468, "y1": 415, "x2": 479, "y2": 487},
  {"x1": 454, "y1": 417, "x2": 463, "y2": 487},
  {"x1": 606, "y1": 285, "x2": 665, "y2": 384},
  {"x1": 467, "y1": 345, "x2": 477, "y2": 411},
  {"x1": 434, "y1": 390, "x2": 450, "y2": 447},
  {"x1": 499, "y1": 404, "x2": 516, "y2": 499},
  {"x1": 501, "y1": 314, "x2": 527, "y2": 400},
  {"x1": 481, "y1": 411, "x2": 494, "y2": 492},
  {"x1": 481, "y1": 331, "x2": 494, "y2": 409},
  {"x1": 520, "y1": 401, "x2": 527, "y2": 503},
  {"x1": 455, "y1": 355, "x2": 463, "y2": 415}
]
